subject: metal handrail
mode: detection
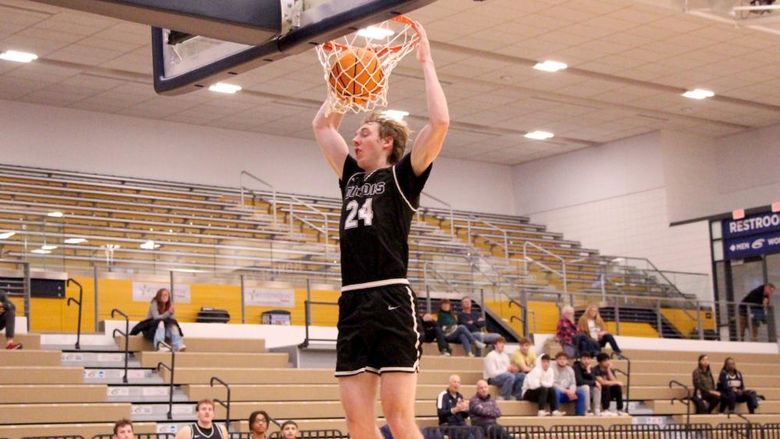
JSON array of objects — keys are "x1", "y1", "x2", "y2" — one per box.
[
  {"x1": 423, "y1": 261, "x2": 462, "y2": 295},
  {"x1": 66, "y1": 278, "x2": 83, "y2": 350},
  {"x1": 613, "y1": 352, "x2": 631, "y2": 414},
  {"x1": 240, "y1": 170, "x2": 277, "y2": 224},
  {"x1": 467, "y1": 216, "x2": 509, "y2": 259},
  {"x1": 210, "y1": 376, "x2": 232, "y2": 432},
  {"x1": 421, "y1": 192, "x2": 455, "y2": 237},
  {"x1": 284, "y1": 195, "x2": 330, "y2": 251},
  {"x1": 523, "y1": 241, "x2": 568, "y2": 294},
  {"x1": 669, "y1": 380, "x2": 692, "y2": 426},
  {"x1": 110, "y1": 308, "x2": 130, "y2": 383},
  {"x1": 155, "y1": 341, "x2": 176, "y2": 420}
]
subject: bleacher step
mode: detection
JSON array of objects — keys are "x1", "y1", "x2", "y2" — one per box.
[
  {"x1": 131, "y1": 402, "x2": 196, "y2": 421},
  {"x1": 107, "y1": 385, "x2": 189, "y2": 403},
  {"x1": 84, "y1": 367, "x2": 164, "y2": 384},
  {"x1": 62, "y1": 351, "x2": 140, "y2": 368}
]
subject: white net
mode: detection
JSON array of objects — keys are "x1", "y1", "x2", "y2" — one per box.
[{"x1": 315, "y1": 16, "x2": 420, "y2": 114}]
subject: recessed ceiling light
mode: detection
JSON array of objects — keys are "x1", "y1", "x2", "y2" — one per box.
[
  {"x1": 524, "y1": 130, "x2": 555, "y2": 140},
  {"x1": 41, "y1": 244, "x2": 58, "y2": 250},
  {"x1": 47, "y1": 211, "x2": 64, "y2": 218},
  {"x1": 0, "y1": 231, "x2": 16, "y2": 239},
  {"x1": 140, "y1": 240, "x2": 160, "y2": 250},
  {"x1": 64, "y1": 238, "x2": 87, "y2": 244},
  {"x1": 381, "y1": 109, "x2": 409, "y2": 122},
  {"x1": 31, "y1": 249, "x2": 51, "y2": 254},
  {"x1": 533, "y1": 60, "x2": 568, "y2": 73},
  {"x1": 208, "y1": 82, "x2": 242, "y2": 94},
  {"x1": 357, "y1": 26, "x2": 395, "y2": 40},
  {"x1": 0, "y1": 50, "x2": 38, "y2": 63},
  {"x1": 682, "y1": 89, "x2": 715, "y2": 100}
]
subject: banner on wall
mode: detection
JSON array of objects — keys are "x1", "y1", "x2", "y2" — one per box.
[
  {"x1": 132, "y1": 282, "x2": 191, "y2": 304},
  {"x1": 244, "y1": 288, "x2": 295, "y2": 308},
  {"x1": 723, "y1": 211, "x2": 780, "y2": 259}
]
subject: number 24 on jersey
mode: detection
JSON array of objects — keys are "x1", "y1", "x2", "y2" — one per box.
[{"x1": 344, "y1": 199, "x2": 373, "y2": 229}]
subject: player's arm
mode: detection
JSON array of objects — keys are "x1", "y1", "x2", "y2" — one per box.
[
  {"x1": 410, "y1": 21, "x2": 449, "y2": 176},
  {"x1": 312, "y1": 100, "x2": 350, "y2": 179}
]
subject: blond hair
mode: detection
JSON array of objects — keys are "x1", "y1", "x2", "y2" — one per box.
[
  {"x1": 577, "y1": 304, "x2": 606, "y2": 335},
  {"x1": 363, "y1": 112, "x2": 409, "y2": 164}
]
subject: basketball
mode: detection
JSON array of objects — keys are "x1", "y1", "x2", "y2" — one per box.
[{"x1": 328, "y1": 48, "x2": 385, "y2": 105}]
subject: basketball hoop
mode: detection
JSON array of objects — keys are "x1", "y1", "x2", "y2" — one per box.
[{"x1": 316, "y1": 15, "x2": 421, "y2": 114}]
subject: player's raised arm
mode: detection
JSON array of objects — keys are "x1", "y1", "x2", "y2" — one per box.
[
  {"x1": 312, "y1": 100, "x2": 350, "y2": 179},
  {"x1": 410, "y1": 21, "x2": 449, "y2": 176}
]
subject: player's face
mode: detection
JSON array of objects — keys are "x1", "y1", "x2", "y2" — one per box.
[
  {"x1": 251, "y1": 415, "x2": 268, "y2": 434},
  {"x1": 282, "y1": 424, "x2": 298, "y2": 439},
  {"x1": 352, "y1": 122, "x2": 390, "y2": 170},
  {"x1": 197, "y1": 403, "x2": 214, "y2": 424},
  {"x1": 114, "y1": 426, "x2": 134, "y2": 439}
]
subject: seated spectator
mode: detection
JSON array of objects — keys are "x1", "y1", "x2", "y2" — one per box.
[
  {"x1": 438, "y1": 299, "x2": 484, "y2": 357},
  {"x1": 421, "y1": 312, "x2": 451, "y2": 356},
  {"x1": 552, "y1": 352, "x2": 586, "y2": 416},
  {"x1": 113, "y1": 418, "x2": 134, "y2": 439},
  {"x1": 458, "y1": 297, "x2": 500, "y2": 355},
  {"x1": 510, "y1": 337, "x2": 536, "y2": 374},
  {"x1": 0, "y1": 291, "x2": 21, "y2": 349},
  {"x1": 692, "y1": 354, "x2": 720, "y2": 414},
  {"x1": 483, "y1": 336, "x2": 524, "y2": 400},
  {"x1": 249, "y1": 410, "x2": 271, "y2": 439},
  {"x1": 555, "y1": 306, "x2": 577, "y2": 358},
  {"x1": 175, "y1": 399, "x2": 229, "y2": 439},
  {"x1": 437, "y1": 374, "x2": 469, "y2": 426},
  {"x1": 281, "y1": 420, "x2": 298, "y2": 439},
  {"x1": 573, "y1": 351, "x2": 601, "y2": 416},
  {"x1": 718, "y1": 357, "x2": 759, "y2": 414},
  {"x1": 521, "y1": 354, "x2": 561, "y2": 417},
  {"x1": 468, "y1": 379, "x2": 510, "y2": 439},
  {"x1": 576, "y1": 305, "x2": 621, "y2": 356},
  {"x1": 593, "y1": 353, "x2": 626, "y2": 416},
  {"x1": 149, "y1": 288, "x2": 186, "y2": 352}
]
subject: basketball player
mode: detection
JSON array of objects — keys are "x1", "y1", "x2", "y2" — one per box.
[
  {"x1": 113, "y1": 419, "x2": 134, "y2": 439},
  {"x1": 175, "y1": 399, "x2": 228, "y2": 439},
  {"x1": 312, "y1": 21, "x2": 449, "y2": 439}
]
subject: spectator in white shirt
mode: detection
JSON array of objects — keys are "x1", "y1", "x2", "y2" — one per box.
[
  {"x1": 482, "y1": 337, "x2": 524, "y2": 400},
  {"x1": 521, "y1": 354, "x2": 562, "y2": 417}
]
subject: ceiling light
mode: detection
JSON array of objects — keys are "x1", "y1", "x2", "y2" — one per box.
[
  {"x1": 208, "y1": 82, "x2": 242, "y2": 94},
  {"x1": 533, "y1": 60, "x2": 568, "y2": 73},
  {"x1": 524, "y1": 130, "x2": 555, "y2": 140},
  {"x1": 357, "y1": 26, "x2": 395, "y2": 40},
  {"x1": 682, "y1": 89, "x2": 715, "y2": 100},
  {"x1": 41, "y1": 244, "x2": 58, "y2": 250},
  {"x1": 31, "y1": 249, "x2": 51, "y2": 254},
  {"x1": 382, "y1": 109, "x2": 409, "y2": 122},
  {"x1": 64, "y1": 238, "x2": 87, "y2": 244},
  {"x1": 0, "y1": 231, "x2": 16, "y2": 239},
  {"x1": 0, "y1": 50, "x2": 38, "y2": 63},
  {"x1": 47, "y1": 211, "x2": 64, "y2": 218},
  {"x1": 140, "y1": 240, "x2": 161, "y2": 250}
]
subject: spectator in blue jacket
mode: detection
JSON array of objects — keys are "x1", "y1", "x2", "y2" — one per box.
[
  {"x1": 437, "y1": 374, "x2": 469, "y2": 425},
  {"x1": 458, "y1": 297, "x2": 500, "y2": 355}
]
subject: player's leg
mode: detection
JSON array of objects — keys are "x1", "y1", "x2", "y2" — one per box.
[
  {"x1": 380, "y1": 372, "x2": 422, "y2": 439},
  {"x1": 339, "y1": 373, "x2": 383, "y2": 439}
]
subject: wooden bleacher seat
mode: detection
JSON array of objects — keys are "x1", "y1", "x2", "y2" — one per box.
[
  {"x1": 115, "y1": 336, "x2": 265, "y2": 353},
  {"x1": 0, "y1": 403, "x2": 131, "y2": 424}
]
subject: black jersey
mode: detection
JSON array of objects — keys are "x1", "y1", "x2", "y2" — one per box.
[
  {"x1": 338, "y1": 153, "x2": 432, "y2": 290},
  {"x1": 189, "y1": 424, "x2": 224, "y2": 439}
]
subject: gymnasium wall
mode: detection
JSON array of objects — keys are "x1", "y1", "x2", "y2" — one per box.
[{"x1": 0, "y1": 99, "x2": 516, "y2": 215}]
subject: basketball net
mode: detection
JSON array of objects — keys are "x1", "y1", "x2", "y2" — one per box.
[{"x1": 316, "y1": 16, "x2": 420, "y2": 114}]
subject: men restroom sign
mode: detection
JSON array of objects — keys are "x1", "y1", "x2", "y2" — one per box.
[{"x1": 723, "y1": 212, "x2": 780, "y2": 259}]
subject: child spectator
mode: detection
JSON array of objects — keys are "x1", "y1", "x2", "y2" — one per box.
[
  {"x1": 552, "y1": 352, "x2": 586, "y2": 416},
  {"x1": 692, "y1": 354, "x2": 720, "y2": 414},
  {"x1": 718, "y1": 357, "x2": 759, "y2": 414},
  {"x1": 593, "y1": 353, "x2": 626, "y2": 416},
  {"x1": 521, "y1": 354, "x2": 561, "y2": 417},
  {"x1": 573, "y1": 351, "x2": 601, "y2": 416}
]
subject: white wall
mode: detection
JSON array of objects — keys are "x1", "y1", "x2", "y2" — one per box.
[{"x1": 0, "y1": 99, "x2": 516, "y2": 215}]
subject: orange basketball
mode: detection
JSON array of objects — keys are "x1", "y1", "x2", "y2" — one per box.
[{"x1": 329, "y1": 48, "x2": 385, "y2": 105}]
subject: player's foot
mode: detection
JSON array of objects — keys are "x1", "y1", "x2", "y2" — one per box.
[
  {"x1": 537, "y1": 410, "x2": 549, "y2": 417},
  {"x1": 552, "y1": 410, "x2": 564, "y2": 417},
  {"x1": 5, "y1": 341, "x2": 22, "y2": 350}
]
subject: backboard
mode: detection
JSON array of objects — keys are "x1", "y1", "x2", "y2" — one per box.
[{"x1": 151, "y1": 0, "x2": 437, "y2": 95}]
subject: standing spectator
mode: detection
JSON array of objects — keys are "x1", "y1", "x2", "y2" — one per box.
[
  {"x1": 692, "y1": 354, "x2": 720, "y2": 414},
  {"x1": 552, "y1": 352, "x2": 586, "y2": 416},
  {"x1": 147, "y1": 288, "x2": 186, "y2": 352},
  {"x1": 577, "y1": 305, "x2": 621, "y2": 356},
  {"x1": 483, "y1": 336, "x2": 524, "y2": 400},
  {"x1": 113, "y1": 419, "x2": 134, "y2": 439},
  {"x1": 0, "y1": 291, "x2": 21, "y2": 349},
  {"x1": 739, "y1": 283, "x2": 774, "y2": 341},
  {"x1": 175, "y1": 399, "x2": 229, "y2": 439},
  {"x1": 521, "y1": 354, "x2": 561, "y2": 417},
  {"x1": 438, "y1": 299, "x2": 484, "y2": 357},
  {"x1": 248, "y1": 410, "x2": 271, "y2": 439},
  {"x1": 458, "y1": 297, "x2": 500, "y2": 355},
  {"x1": 437, "y1": 374, "x2": 469, "y2": 426},
  {"x1": 510, "y1": 337, "x2": 536, "y2": 374},
  {"x1": 573, "y1": 351, "x2": 601, "y2": 416},
  {"x1": 593, "y1": 353, "x2": 626, "y2": 416},
  {"x1": 718, "y1": 357, "x2": 759, "y2": 414},
  {"x1": 468, "y1": 379, "x2": 510, "y2": 439},
  {"x1": 421, "y1": 312, "x2": 451, "y2": 356},
  {"x1": 555, "y1": 306, "x2": 578, "y2": 358},
  {"x1": 280, "y1": 420, "x2": 298, "y2": 439}
]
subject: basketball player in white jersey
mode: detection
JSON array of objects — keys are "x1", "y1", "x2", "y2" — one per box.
[{"x1": 312, "y1": 21, "x2": 449, "y2": 439}]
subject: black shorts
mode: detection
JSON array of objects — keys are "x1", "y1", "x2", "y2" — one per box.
[{"x1": 335, "y1": 283, "x2": 422, "y2": 377}]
